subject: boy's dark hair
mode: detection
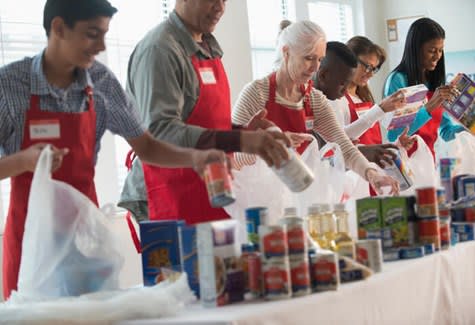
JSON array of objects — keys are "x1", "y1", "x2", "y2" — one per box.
[
  {"x1": 392, "y1": 17, "x2": 446, "y2": 91},
  {"x1": 43, "y1": 0, "x2": 117, "y2": 37},
  {"x1": 323, "y1": 41, "x2": 358, "y2": 68}
]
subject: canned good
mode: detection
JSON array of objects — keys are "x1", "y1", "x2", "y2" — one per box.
[
  {"x1": 246, "y1": 207, "x2": 268, "y2": 245},
  {"x1": 436, "y1": 188, "x2": 446, "y2": 205},
  {"x1": 418, "y1": 218, "x2": 441, "y2": 250},
  {"x1": 248, "y1": 252, "x2": 263, "y2": 299},
  {"x1": 309, "y1": 252, "x2": 339, "y2": 292},
  {"x1": 439, "y1": 219, "x2": 451, "y2": 250},
  {"x1": 416, "y1": 187, "x2": 438, "y2": 217},
  {"x1": 272, "y1": 148, "x2": 314, "y2": 192},
  {"x1": 400, "y1": 246, "x2": 424, "y2": 259},
  {"x1": 259, "y1": 225, "x2": 288, "y2": 259},
  {"x1": 355, "y1": 239, "x2": 383, "y2": 273},
  {"x1": 204, "y1": 161, "x2": 235, "y2": 207},
  {"x1": 423, "y1": 243, "x2": 435, "y2": 255},
  {"x1": 262, "y1": 260, "x2": 291, "y2": 300},
  {"x1": 289, "y1": 258, "x2": 311, "y2": 296},
  {"x1": 280, "y1": 217, "x2": 307, "y2": 255},
  {"x1": 383, "y1": 248, "x2": 400, "y2": 262}
]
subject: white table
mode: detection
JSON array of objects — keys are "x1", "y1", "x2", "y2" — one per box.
[{"x1": 118, "y1": 241, "x2": 475, "y2": 325}]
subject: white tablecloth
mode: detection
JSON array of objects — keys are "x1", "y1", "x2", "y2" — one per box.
[{"x1": 118, "y1": 241, "x2": 475, "y2": 325}]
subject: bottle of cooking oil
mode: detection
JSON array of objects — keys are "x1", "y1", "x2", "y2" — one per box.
[
  {"x1": 307, "y1": 204, "x2": 327, "y2": 249},
  {"x1": 333, "y1": 203, "x2": 356, "y2": 259},
  {"x1": 318, "y1": 203, "x2": 337, "y2": 250}
]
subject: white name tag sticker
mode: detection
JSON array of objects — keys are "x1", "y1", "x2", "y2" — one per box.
[
  {"x1": 305, "y1": 116, "x2": 314, "y2": 131},
  {"x1": 199, "y1": 67, "x2": 217, "y2": 85},
  {"x1": 29, "y1": 119, "x2": 60, "y2": 140}
]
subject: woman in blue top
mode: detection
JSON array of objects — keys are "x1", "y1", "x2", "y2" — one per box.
[{"x1": 384, "y1": 17, "x2": 463, "y2": 158}]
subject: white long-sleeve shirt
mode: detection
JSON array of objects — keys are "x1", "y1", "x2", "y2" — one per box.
[{"x1": 329, "y1": 94, "x2": 385, "y2": 140}]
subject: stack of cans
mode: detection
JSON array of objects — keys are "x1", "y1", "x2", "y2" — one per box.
[
  {"x1": 416, "y1": 187, "x2": 441, "y2": 251},
  {"x1": 280, "y1": 217, "x2": 311, "y2": 297}
]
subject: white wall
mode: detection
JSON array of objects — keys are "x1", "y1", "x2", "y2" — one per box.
[{"x1": 214, "y1": 0, "x2": 253, "y2": 106}]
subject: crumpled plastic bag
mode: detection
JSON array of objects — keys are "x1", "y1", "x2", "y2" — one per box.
[
  {"x1": 14, "y1": 146, "x2": 123, "y2": 300},
  {"x1": 0, "y1": 273, "x2": 195, "y2": 324}
]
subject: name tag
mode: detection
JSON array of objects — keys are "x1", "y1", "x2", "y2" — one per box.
[
  {"x1": 29, "y1": 119, "x2": 60, "y2": 140},
  {"x1": 199, "y1": 67, "x2": 217, "y2": 85},
  {"x1": 305, "y1": 116, "x2": 314, "y2": 131}
]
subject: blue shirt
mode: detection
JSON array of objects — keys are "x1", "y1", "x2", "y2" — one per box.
[
  {"x1": 0, "y1": 51, "x2": 146, "y2": 162},
  {"x1": 384, "y1": 71, "x2": 465, "y2": 142}
]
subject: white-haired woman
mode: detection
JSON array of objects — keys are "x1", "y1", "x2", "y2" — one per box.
[{"x1": 232, "y1": 20, "x2": 398, "y2": 194}]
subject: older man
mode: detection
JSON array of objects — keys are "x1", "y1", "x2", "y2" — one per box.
[{"x1": 120, "y1": 0, "x2": 290, "y2": 225}]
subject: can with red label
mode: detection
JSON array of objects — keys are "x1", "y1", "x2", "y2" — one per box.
[
  {"x1": 289, "y1": 258, "x2": 311, "y2": 296},
  {"x1": 204, "y1": 161, "x2": 235, "y2": 207},
  {"x1": 262, "y1": 260, "x2": 291, "y2": 300},
  {"x1": 309, "y1": 252, "x2": 339, "y2": 292},
  {"x1": 248, "y1": 251, "x2": 263, "y2": 299},
  {"x1": 279, "y1": 217, "x2": 307, "y2": 256},
  {"x1": 418, "y1": 218, "x2": 441, "y2": 250},
  {"x1": 416, "y1": 187, "x2": 438, "y2": 217},
  {"x1": 439, "y1": 218, "x2": 451, "y2": 250},
  {"x1": 355, "y1": 239, "x2": 383, "y2": 273},
  {"x1": 259, "y1": 225, "x2": 288, "y2": 259}
]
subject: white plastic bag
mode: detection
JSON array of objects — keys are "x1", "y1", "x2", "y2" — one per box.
[
  {"x1": 14, "y1": 146, "x2": 123, "y2": 301},
  {"x1": 401, "y1": 135, "x2": 438, "y2": 194},
  {"x1": 224, "y1": 139, "x2": 347, "y2": 243}
]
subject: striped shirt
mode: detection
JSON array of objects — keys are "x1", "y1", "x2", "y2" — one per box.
[
  {"x1": 0, "y1": 51, "x2": 146, "y2": 162},
  {"x1": 232, "y1": 76, "x2": 372, "y2": 179}
]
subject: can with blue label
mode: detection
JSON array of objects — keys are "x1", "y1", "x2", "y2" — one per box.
[
  {"x1": 400, "y1": 246, "x2": 424, "y2": 259},
  {"x1": 246, "y1": 207, "x2": 268, "y2": 245}
]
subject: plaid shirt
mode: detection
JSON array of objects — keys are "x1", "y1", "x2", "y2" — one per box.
[{"x1": 0, "y1": 51, "x2": 146, "y2": 162}]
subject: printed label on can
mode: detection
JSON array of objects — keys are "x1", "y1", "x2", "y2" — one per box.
[
  {"x1": 418, "y1": 218, "x2": 441, "y2": 250},
  {"x1": 289, "y1": 259, "x2": 311, "y2": 296},
  {"x1": 204, "y1": 161, "x2": 235, "y2": 207},
  {"x1": 259, "y1": 225, "x2": 288, "y2": 259},
  {"x1": 263, "y1": 262, "x2": 291, "y2": 299}
]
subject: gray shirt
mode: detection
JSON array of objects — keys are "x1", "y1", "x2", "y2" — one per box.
[{"x1": 119, "y1": 11, "x2": 233, "y2": 219}]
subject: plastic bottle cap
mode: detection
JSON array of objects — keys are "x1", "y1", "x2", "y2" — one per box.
[
  {"x1": 333, "y1": 203, "x2": 346, "y2": 211},
  {"x1": 316, "y1": 203, "x2": 331, "y2": 213},
  {"x1": 307, "y1": 204, "x2": 320, "y2": 215}
]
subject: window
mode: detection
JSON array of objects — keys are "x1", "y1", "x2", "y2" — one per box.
[
  {"x1": 307, "y1": 1, "x2": 354, "y2": 43},
  {"x1": 0, "y1": 1, "x2": 175, "y2": 226},
  {"x1": 246, "y1": 0, "x2": 292, "y2": 79}
]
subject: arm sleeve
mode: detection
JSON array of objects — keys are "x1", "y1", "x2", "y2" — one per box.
[
  {"x1": 384, "y1": 72, "x2": 432, "y2": 141},
  {"x1": 344, "y1": 104, "x2": 385, "y2": 139},
  {"x1": 312, "y1": 91, "x2": 372, "y2": 179},
  {"x1": 129, "y1": 46, "x2": 205, "y2": 148},
  {"x1": 439, "y1": 111, "x2": 466, "y2": 141},
  {"x1": 232, "y1": 80, "x2": 266, "y2": 126}
]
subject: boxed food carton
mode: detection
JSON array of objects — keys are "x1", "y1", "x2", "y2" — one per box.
[
  {"x1": 381, "y1": 84, "x2": 428, "y2": 130},
  {"x1": 443, "y1": 73, "x2": 475, "y2": 134},
  {"x1": 381, "y1": 197, "x2": 409, "y2": 247},
  {"x1": 139, "y1": 220, "x2": 199, "y2": 297},
  {"x1": 197, "y1": 220, "x2": 244, "y2": 307},
  {"x1": 356, "y1": 197, "x2": 382, "y2": 239}
]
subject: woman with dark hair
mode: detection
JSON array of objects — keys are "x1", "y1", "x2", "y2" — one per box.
[{"x1": 384, "y1": 17, "x2": 463, "y2": 158}]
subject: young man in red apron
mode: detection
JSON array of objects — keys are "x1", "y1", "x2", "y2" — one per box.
[
  {"x1": 120, "y1": 0, "x2": 291, "y2": 228},
  {"x1": 0, "y1": 0, "x2": 227, "y2": 300}
]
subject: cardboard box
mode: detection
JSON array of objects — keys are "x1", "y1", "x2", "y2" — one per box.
[
  {"x1": 356, "y1": 197, "x2": 382, "y2": 239},
  {"x1": 197, "y1": 220, "x2": 244, "y2": 307},
  {"x1": 381, "y1": 197, "x2": 409, "y2": 247}
]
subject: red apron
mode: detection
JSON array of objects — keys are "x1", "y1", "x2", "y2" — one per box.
[
  {"x1": 346, "y1": 93, "x2": 382, "y2": 145},
  {"x1": 265, "y1": 72, "x2": 314, "y2": 155},
  {"x1": 407, "y1": 91, "x2": 442, "y2": 159},
  {"x1": 141, "y1": 55, "x2": 231, "y2": 225},
  {"x1": 2, "y1": 87, "x2": 98, "y2": 300}
]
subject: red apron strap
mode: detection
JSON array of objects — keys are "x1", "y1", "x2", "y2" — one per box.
[
  {"x1": 125, "y1": 149, "x2": 136, "y2": 171},
  {"x1": 126, "y1": 211, "x2": 141, "y2": 253}
]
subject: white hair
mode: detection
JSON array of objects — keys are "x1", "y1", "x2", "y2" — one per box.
[{"x1": 275, "y1": 20, "x2": 326, "y2": 69}]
